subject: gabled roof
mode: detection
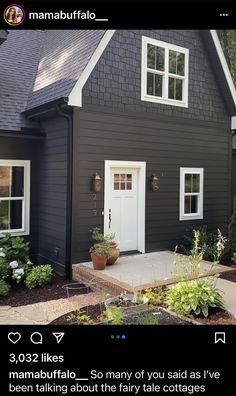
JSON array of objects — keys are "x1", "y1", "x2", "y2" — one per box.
[{"x1": 0, "y1": 29, "x2": 235, "y2": 133}]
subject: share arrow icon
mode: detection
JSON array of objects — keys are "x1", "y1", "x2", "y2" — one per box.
[{"x1": 52, "y1": 332, "x2": 65, "y2": 344}]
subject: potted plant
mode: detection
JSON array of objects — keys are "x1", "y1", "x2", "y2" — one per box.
[
  {"x1": 89, "y1": 244, "x2": 111, "y2": 270},
  {"x1": 91, "y1": 227, "x2": 120, "y2": 265}
]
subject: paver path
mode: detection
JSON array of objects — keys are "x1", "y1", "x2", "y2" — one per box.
[
  {"x1": 216, "y1": 278, "x2": 236, "y2": 317},
  {"x1": 0, "y1": 291, "x2": 102, "y2": 324}
]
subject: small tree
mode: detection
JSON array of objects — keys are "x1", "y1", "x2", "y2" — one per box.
[{"x1": 229, "y1": 196, "x2": 236, "y2": 256}]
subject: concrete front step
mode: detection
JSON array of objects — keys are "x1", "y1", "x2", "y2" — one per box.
[
  {"x1": 72, "y1": 264, "x2": 134, "y2": 296},
  {"x1": 72, "y1": 251, "x2": 233, "y2": 296}
]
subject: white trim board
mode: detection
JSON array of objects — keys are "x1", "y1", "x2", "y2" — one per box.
[
  {"x1": 232, "y1": 116, "x2": 236, "y2": 130},
  {"x1": 68, "y1": 30, "x2": 115, "y2": 107},
  {"x1": 104, "y1": 160, "x2": 146, "y2": 254},
  {"x1": 210, "y1": 30, "x2": 236, "y2": 109},
  {"x1": 0, "y1": 159, "x2": 30, "y2": 236}
]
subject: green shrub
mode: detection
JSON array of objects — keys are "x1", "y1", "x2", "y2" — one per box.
[
  {"x1": 229, "y1": 197, "x2": 236, "y2": 257},
  {"x1": 67, "y1": 309, "x2": 94, "y2": 324},
  {"x1": 0, "y1": 234, "x2": 29, "y2": 264},
  {"x1": 0, "y1": 234, "x2": 33, "y2": 284},
  {"x1": 143, "y1": 286, "x2": 166, "y2": 307},
  {"x1": 0, "y1": 259, "x2": 11, "y2": 280},
  {"x1": 166, "y1": 277, "x2": 224, "y2": 318},
  {"x1": 0, "y1": 279, "x2": 10, "y2": 297},
  {"x1": 173, "y1": 229, "x2": 226, "y2": 281},
  {"x1": 183, "y1": 226, "x2": 226, "y2": 263},
  {"x1": 102, "y1": 306, "x2": 124, "y2": 324},
  {"x1": 25, "y1": 265, "x2": 53, "y2": 289}
]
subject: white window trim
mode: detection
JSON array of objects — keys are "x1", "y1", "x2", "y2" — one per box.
[
  {"x1": 141, "y1": 36, "x2": 189, "y2": 107},
  {"x1": 179, "y1": 167, "x2": 203, "y2": 221},
  {"x1": 0, "y1": 160, "x2": 30, "y2": 236}
]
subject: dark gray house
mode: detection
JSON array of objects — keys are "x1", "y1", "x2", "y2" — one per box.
[
  {"x1": 232, "y1": 117, "x2": 236, "y2": 203},
  {"x1": 0, "y1": 30, "x2": 236, "y2": 277}
]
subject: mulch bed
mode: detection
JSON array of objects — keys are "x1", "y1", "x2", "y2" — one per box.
[
  {"x1": 195, "y1": 308, "x2": 236, "y2": 325},
  {"x1": 50, "y1": 303, "x2": 103, "y2": 325},
  {"x1": 0, "y1": 274, "x2": 90, "y2": 307},
  {"x1": 49, "y1": 303, "x2": 236, "y2": 325},
  {"x1": 49, "y1": 304, "x2": 190, "y2": 325},
  {"x1": 220, "y1": 269, "x2": 236, "y2": 282}
]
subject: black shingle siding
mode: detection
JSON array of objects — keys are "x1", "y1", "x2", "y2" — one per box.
[{"x1": 83, "y1": 30, "x2": 227, "y2": 122}]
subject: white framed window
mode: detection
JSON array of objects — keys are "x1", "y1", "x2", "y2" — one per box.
[
  {"x1": 141, "y1": 36, "x2": 189, "y2": 107},
  {"x1": 0, "y1": 160, "x2": 30, "y2": 236},
  {"x1": 179, "y1": 168, "x2": 203, "y2": 221}
]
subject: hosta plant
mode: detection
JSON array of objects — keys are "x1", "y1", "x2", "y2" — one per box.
[
  {"x1": 166, "y1": 277, "x2": 224, "y2": 318},
  {"x1": 0, "y1": 279, "x2": 10, "y2": 297}
]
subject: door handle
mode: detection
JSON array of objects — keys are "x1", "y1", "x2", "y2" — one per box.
[{"x1": 109, "y1": 209, "x2": 112, "y2": 229}]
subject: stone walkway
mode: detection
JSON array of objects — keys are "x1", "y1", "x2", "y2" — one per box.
[
  {"x1": 0, "y1": 292, "x2": 102, "y2": 324},
  {"x1": 216, "y1": 278, "x2": 236, "y2": 317}
]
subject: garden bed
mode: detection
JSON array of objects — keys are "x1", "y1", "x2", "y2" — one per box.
[
  {"x1": 195, "y1": 308, "x2": 236, "y2": 325},
  {"x1": 49, "y1": 304, "x2": 191, "y2": 325},
  {"x1": 220, "y1": 269, "x2": 236, "y2": 283},
  {"x1": 0, "y1": 274, "x2": 90, "y2": 307},
  {"x1": 49, "y1": 303, "x2": 236, "y2": 325}
]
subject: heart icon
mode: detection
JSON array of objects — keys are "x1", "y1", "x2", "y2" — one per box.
[{"x1": 8, "y1": 332, "x2": 21, "y2": 344}]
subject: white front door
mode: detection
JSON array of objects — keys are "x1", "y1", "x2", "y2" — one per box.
[
  {"x1": 104, "y1": 160, "x2": 146, "y2": 254},
  {"x1": 108, "y1": 168, "x2": 138, "y2": 251}
]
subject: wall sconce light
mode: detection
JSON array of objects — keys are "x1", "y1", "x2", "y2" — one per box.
[
  {"x1": 151, "y1": 174, "x2": 160, "y2": 191},
  {"x1": 93, "y1": 172, "x2": 103, "y2": 192}
]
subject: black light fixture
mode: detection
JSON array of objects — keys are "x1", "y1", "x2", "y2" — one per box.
[
  {"x1": 93, "y1": 172, "x2": 102, "y2": 192},
  {"x1": 151, "y1": 174, "x2": 160, "y2": 191}
]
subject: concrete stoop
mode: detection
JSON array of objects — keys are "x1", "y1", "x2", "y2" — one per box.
[
  {"x1": 73, "y1": 264, "x2": 134, "y2": 296},
  {"x1": 72, "y1": 250, "x2": 233, "y2": 296}
]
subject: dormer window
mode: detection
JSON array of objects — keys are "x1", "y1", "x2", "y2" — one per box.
[{"x1": 141, "y1": 36, "x2": 189, "y2": 107}]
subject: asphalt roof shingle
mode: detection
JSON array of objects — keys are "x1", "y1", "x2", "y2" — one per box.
[
  {"x1": 0, "y1": 30, "x2": 44, "y2": 131},
  {"x1": 26, "y1": 30, "x2": 105, "y2": 110},
  {"x1": 0, "y1": 29, "x2": 105, "y2": 131}
]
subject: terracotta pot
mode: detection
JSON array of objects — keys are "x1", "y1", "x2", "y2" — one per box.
[
  {"x1": 97, "y1": 242, "x2": 120, "y2": 265},
  {"x1": 90, "y1": 254, "x2": 107, "y2": 270}
]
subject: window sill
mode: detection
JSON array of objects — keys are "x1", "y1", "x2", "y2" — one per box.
[
  {"x1": 0, "y1": 230, "x2": 29, "y2": 237},
  {"x1": 141, "y1": 94, "x2": 188, "y2": 108},
  {"x1": 179, "y1": 215, "x2": 203, "y2": 221}
]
